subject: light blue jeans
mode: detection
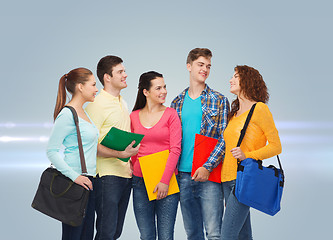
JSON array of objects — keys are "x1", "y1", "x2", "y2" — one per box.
[
  {"x1": 132, "y1": 175, "x2": 179, "y2": 240},
  {"x1": 177, "y1": 172, "x2": 223, "y2": 240},
  {"x1": 221, "y1": 180, "x2": 252, "y2": 240}
]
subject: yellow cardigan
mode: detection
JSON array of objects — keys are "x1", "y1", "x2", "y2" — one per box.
[{"x1": 221, "y1": 102, "x2": 282, "y2": 182}]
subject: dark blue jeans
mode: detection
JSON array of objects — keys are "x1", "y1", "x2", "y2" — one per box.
[
  {"x1": 132, "y1": 175, "x2": 179, "y2": 240},
  {"x1": 62, "y1": 176, "x2": 96, "y2": 240},
  {"x1": 177, "y1": 172, "x2": 223, "y2": 240},
  {"x1": 95, "y1": 175, "x2": 132, "y2": 240}
]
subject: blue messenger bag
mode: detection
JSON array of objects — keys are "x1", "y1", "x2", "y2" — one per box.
[{"x1": 234, "y1": 104, "x2": 285, "y2": 216}]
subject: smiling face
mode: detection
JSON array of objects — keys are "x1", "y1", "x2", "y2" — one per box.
[
  {"x1": 229, "y1": 71, "x2": 241, "y2": 96},
  {"x1": 187, "y1": 56, "x2": 211, "y2": 84},
  {"x1": 107, "y1": 63, "x2": 128, "y2": 90},
  {"x1": 143, "y1": 77, "x2": 167, "y2": 105},
  {"x1": 80, "y1": 74, "x2": 98, "y2": 102}
]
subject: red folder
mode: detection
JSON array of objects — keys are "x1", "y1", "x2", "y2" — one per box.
[{"x1": 191, "y1": 134, "x2": 221, "y2": 183}]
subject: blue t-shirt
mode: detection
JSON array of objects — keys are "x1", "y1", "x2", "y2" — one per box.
[{"x1": 178, "y1": 91, "x2": 202, "y2": 172}]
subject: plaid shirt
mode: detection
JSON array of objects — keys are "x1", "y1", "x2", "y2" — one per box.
[{"x1": 171, "y1": 84, "x2": 230, "y2": 172}]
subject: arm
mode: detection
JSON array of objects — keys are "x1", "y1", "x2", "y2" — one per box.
[
  {"x1": 160, "y1": 110, "x2": 182, "y2": 184},
  {"x1": 202, "y1": 96, "x2": 230, "y2": 171},
  {"x1": 129, "y1": 116, "x2": 138, "y2": 171},
  {"x1": 193, "y1": 96, "x2": 229, "y2": 181},
  {"x1": 46, "y1": 109, "x2": 81, "y2": 182},
  {"x1": 86, "y1": 102, "x2": 139, "y2": 159},
  {"x1": 155, "y1": 110, "x2": 182, "y2": 199},
  {"x1": 230, "y1": 104, "x2": 282, "y2": 160},
  {"x1": 97, "y1": 141, "x2": 139, "y2": 158},
  {"x1": 244, "y1": 104, "x2": 282, "y2": 159}
]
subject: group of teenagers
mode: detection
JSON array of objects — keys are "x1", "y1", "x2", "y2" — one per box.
[{"x1": 46, "y1": 47, "x2": 282, "y2": 240}]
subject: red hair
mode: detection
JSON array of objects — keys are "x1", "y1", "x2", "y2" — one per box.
[{"x1": 229, "y1": 65, "x2": 269, "y2": 120}]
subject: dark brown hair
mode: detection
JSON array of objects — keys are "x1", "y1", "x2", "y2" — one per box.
[
  {"x1": 96, "y1": 55, "x2": 123, "y2": 86},
  {"x1": 132, "y1": 71, "x2": 163, "y2": 111},
  {"x1": 53, "y1": 67, "x2": 93, "y2": 120},
  {"x1": 186, "y1": 48, "x2": 212, "y2": 64},
  {"x1": 229, "y1": 65, "x2": 269, "y2": 120}
]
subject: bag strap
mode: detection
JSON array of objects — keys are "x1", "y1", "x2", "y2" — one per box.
[
  {"x1": 64, "y1": 106, "x2": 88, "y2": 174},
  {"x1": 236, "y1": 103, "x2": 257, "y2": 147},
  {"x1": 276, "y1": 155, "x2": 284, "y2": 174},
  {"x1": 236, "y1": 103, "x2": 284, "y2": 175}
]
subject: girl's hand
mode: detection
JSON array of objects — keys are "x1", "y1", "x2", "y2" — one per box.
[
  {"x1": 230, "y1": 147, "x2": 246, "y2": 160},
  {"x1": 153, "y1": 182, "x2": 169, "y2": 200},
  {"x1": 74, "y1": 175, "x2": 93, "y2": 190}
]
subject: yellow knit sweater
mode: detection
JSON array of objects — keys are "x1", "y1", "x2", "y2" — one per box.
[{"x1": 221, "y1": 102, "x2": 282, "y2": 182}]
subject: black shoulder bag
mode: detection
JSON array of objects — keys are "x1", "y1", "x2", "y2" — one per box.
[{"x1": 31, "y1": 106, "x2": 90, "y2": 226}]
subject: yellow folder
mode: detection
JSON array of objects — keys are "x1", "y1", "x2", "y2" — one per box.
[{"x1": 139, "y1": 150, "x2": 179, "y2": 201}]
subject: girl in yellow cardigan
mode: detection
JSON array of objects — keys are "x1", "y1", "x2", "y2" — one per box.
[{"x1": 221, "y1": 65, "x2": 282, "y2": 240}]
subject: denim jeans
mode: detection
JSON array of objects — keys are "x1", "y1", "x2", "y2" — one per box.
[
  {"x1": 221, "y1": 180, "x2": 252, "y2": 240},
  {"x1": 95, "y1": 175, "x2": 132, "y2": 240},
  {"x1": 132, "y1": 175, "x2": 179, "y2": 240},
  {"x1": 177, "y1": 172, "x2": 223, "y2": 240},
  {"x1": 62, "y1": 176, "x2": 96, "y2": 240}
]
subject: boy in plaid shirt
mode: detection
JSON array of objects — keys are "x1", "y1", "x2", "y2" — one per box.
[{"x1": 171, "y1": 48, "x2": 229, "y2": 240}]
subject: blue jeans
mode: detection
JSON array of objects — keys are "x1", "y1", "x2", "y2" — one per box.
[
  {"x1": 132, "y1": 175, "x2": 179, "y2": 240},
  {"x1": 62, "y1": 176, "x2": 96, "y2": 240},
  {"x1": 95, "y1": 175, "x2": 132, "y2": 240},
  {"x1": 177, "y1": 172, "x2": 223, "y2": 240},
  {"x1": 221, "y1": 180, "x2": 252, "y2": 240}
]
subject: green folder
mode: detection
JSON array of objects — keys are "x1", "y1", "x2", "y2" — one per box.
[{"x1": 100, "y1": 127, "x2": 144, "y2": 162}]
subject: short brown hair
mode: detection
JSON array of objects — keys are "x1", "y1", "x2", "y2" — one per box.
[
  {"x1": 186, "y1": 48, "x2": 212, "y2": 64},
  {"x1": 96, "y1": 55, "x2": 123, "y2": 86}
]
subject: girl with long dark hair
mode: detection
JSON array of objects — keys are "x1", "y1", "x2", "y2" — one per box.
[{"x1": 130, "y1": 71, "x2": 182, "y2": 240}]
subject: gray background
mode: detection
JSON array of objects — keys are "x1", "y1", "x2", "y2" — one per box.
[{"x1": 1, "y1": 0, "x2": 332, "y2": 239}]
